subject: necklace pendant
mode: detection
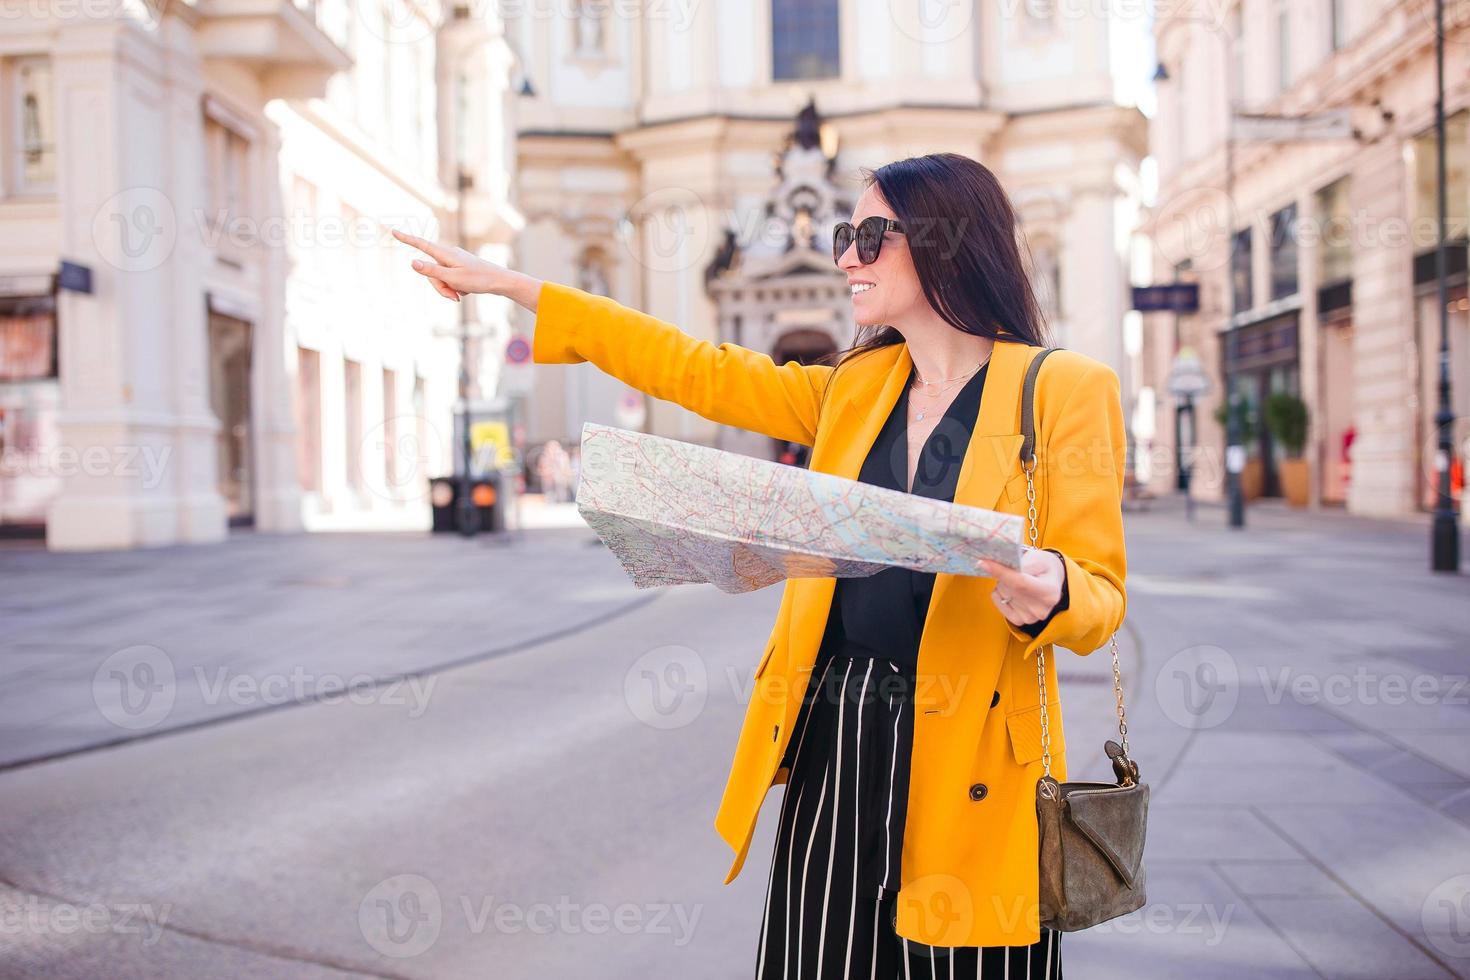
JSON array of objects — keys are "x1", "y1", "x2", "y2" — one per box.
[{"x1": 915, "y1": 410, "x2": 926, "y2": 421}]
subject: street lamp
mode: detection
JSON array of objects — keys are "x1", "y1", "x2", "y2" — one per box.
[
  {"x1": 441, "y1": 13, "x2": 538, "y2": 538},
  {"x1": 1167, "y1": 345, "x2": 1211, "y2": 522},
  {"x1": 1430, "y1": 0, "x2": 1461, "y2": 573}
]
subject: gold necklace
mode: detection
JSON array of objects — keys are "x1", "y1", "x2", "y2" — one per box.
[{"x1": 909, "y1": 351, "x2": 992, "y2": 422}]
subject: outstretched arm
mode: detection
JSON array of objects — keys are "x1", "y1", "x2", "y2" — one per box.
[
  {"x1": 531, "y1": 282, "x2": 831, "y2": 445},
  {"x1": 394, "y1": 230, "x2": 832, "y2": 446}
]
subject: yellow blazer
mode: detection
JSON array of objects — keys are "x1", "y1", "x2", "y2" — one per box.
[{"x1": 532, "y1": 281, "x2": 1128, "y2": 947}]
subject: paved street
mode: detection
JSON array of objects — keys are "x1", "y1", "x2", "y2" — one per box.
[{"x1": 0, "y1": 499, "x2": 1467, "y2": 978}]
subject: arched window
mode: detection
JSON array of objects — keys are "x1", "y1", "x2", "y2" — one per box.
[
  {"x1": 1023, "y1": 0, "x2": 1057, "y2": 37},
  {"x1": 1029, "y1": 238, "x2": 1061, "y2": 319},
  {"x1": 772, "y1": 0, "x2": 840, "y2": 81},
  {"x1": 576, "y1": 247, "x2": 611, "y2": 297},
  {"x1": 572, "y1": 0, "x2": 605, "y2": 56}
]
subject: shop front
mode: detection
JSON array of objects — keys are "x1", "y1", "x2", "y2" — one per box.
[
  {"x1": 0, "y1": 276, "x2": 59, "y2": 533},
  {"x1": 1220, "y1": 311, "x2": 1301, "y2": 501}
]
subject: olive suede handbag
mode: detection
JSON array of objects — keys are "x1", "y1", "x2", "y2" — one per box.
[{"x1": 1019, "y1": 348, "x2": 1149, "y2": 932}]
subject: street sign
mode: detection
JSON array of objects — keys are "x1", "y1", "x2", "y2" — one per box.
[
  {"x1": 1166, "y1": 347, "x2": 1212, "y2": 398},
  {"x1": 506, "y1": 335, "x2": 531, "y2": 365},
  {"x1": 58, "y1": 260, "x2": 93, "y2": 294},
  {"x1": 1232, "y1": 109, "x2": 1354, "y2": 143},
  {"x1": 1225, "y1": 445, "x2": 1247, "y2": 474},
  {"x1": 1132, "y1": 283, "x2": 1199, "y2": 313}
]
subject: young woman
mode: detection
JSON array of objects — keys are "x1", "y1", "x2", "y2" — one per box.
[{"x1": 394, "y1": 152, "x2": 1127, "y2": 979}]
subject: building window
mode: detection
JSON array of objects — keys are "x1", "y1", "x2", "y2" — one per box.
[
  {"x1": 1228, "y1": 8, "x2": 1244, "y2": 107},
  {"x1": 413, "y1": 376, "x2": 429, "y2": 484},
  {"x1": 290, "y1": 177, "x2": 319, "y2": 276},
  {"x1": 345, "y1": 358, "x2": 363, "y2": 495},
  {"x1": 382, "y1": 369, "x2": 398, "y2": 497},
  {"x1": 1029, "y1": 238, "x2": 1062, "y2": 319},
  {"x1": 577, "y1": 247, "x2": 611, "y2": 297},
  {"x1": 296, "y1": 348, "x2": 323, "y2": 494},
  {"x1": 1022, "y1": 0, "x2": 1057, "y2": 38},
  {"x1": 6, "y1": 56, "x2": 56, "y2": 195},
  {"x1": 1231, "y1": 227, "x2": 1253, "y2": 314},
  {"x1": 205, "y1": 114, "x2": 252, "y2": 259},
  {"x1": 1411, "y1": 110, "x2": 1469, "y2": 252},
  {"x1": 1276, "y1": 1, "x2": 1291, "y2": 93},
  {"x1": 0, "y1": 294, "x2": 56, "y2": 381},
  {"x1": 1269, "y1": 204, "x2": 1299, "y2": 301},
  {"x1": 772, "y1": 0, "x2": 840, "y2": 81},
  {"x1": 572, "y1": 0, "x2": 606, "y2": 56},
  {"x1": 1316, "y1": 178, "x2": 1352, "y2": 285}
]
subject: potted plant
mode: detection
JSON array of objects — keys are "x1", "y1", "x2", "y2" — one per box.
[
  {"x1": 1264, "y1": 390, "x2": 1311, "y2": 507},
  {"x1": 1214, "y1": 397, "x2": 1264, "y2": 500}
]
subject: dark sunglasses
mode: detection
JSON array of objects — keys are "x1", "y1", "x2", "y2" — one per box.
[{"x1": 832, "y1": 216, "x2": 905, "y2": 266}]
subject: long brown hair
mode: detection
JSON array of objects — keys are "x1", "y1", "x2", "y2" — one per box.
[{"x1": 814, "y1": 153, "x2": 1052, "y2": 418}]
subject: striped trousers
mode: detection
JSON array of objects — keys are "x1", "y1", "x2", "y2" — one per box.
[{"x1": 754, "y1": 654, "x2": 1063, "y2": 979}]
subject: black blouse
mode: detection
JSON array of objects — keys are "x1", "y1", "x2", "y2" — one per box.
[{"x1": 817, "y1": 353, "x2": 1069, "y2": 672}]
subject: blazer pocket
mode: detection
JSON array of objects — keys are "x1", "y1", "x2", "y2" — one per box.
[
  {"x1": 1004, "y1": 469, "x2": 1030, "y2": 506},
  {"x1": 753, "y1": 641, "x2": 778, "y2": 680},
  {"x1": 1005, "y1": 700, "x2": 1064, "y2": 766}
]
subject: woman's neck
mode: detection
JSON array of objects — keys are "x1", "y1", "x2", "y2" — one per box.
[{"x1": 893, "y1": 308, "x2": 995, "y2": 384}]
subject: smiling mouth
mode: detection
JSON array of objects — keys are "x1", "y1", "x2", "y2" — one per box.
[{"x1": 851, "y1": 283, "x2": 875, "y2": 295}]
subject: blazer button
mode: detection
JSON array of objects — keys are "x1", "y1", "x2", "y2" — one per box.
[{"x1": 969, "y1": 782, "x2": 988, "y2": 802}]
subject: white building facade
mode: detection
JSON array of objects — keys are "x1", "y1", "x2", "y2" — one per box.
[
  {"x1": 509, "y1": 1, "x2": 1150, "y2": 463},
  {"x1": 0, "y1": 2, "x2": 521, "y2": 549},
  {"x1": 1140, "y1": 0, "x2": 1469, "y2": 516}
]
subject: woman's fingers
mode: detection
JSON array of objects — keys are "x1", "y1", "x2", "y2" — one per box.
[
  {"x1": 978, "y1": 557, "x2": 1028, "y2": 592},
  {"x1": 429, "y1": 277, "x2": 462, "y2": 302},
  {"x1": 978, "y1": 553, "x2": 1061, "y2": 626},
  {"x1": 392, "y1": 229, "x2": 457, "y2": 265},
  {"x1": 409, "y1": 260, "x2": 470, "y2": 298}
]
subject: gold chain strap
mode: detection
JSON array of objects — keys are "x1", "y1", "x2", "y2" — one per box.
[{"x1": 1025, "y1": 456, "x2": 1129, "y2": 780}]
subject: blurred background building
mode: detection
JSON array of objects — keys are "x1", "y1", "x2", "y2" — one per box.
[
  {"x1": 6, "y1": 1, "x2": 1462, "y2": 550},
  {"x1": 509, "y1": 0, "x2": 1151, "y2": 463},
  {"x1": 1139, "y1": 0, "x2": 1469, "y2": 517},
  {"x1": 0, "y1": 1, "x2": 521, "y2": 549}
]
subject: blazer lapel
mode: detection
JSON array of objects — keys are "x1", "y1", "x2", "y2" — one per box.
[
  {"x1": 815, "y1": 337, "x2": 1036, "y2": 515},
  {"x1": 782, "y1": 334, "x2": 1046, "y2": 705}
]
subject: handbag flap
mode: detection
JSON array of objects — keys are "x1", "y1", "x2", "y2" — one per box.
[{"x1": 1063, "y1": 783, "x2": 1149, "y2": 887}]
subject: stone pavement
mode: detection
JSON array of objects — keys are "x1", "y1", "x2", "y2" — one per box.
[
  {"x1": 0, "y1": 503, "x2": 639, "y2": 769},
  {"x1": 1059, "y1": 495, "x2": 1470, "y2": 979},
  {"x1": 0, "y1": 494, "x2": 1467, "y2": 978}
]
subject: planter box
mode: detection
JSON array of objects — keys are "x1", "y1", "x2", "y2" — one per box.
[
  {"x1": 1280, "y1": 458, "x2": 1311, "y2": 508},
  {"x1": 1240, "y1": 458, "x2": 1265, "y2": 501}
]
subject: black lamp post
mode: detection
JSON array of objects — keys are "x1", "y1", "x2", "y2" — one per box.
[
  {"x1": 1431, "y1": 0, "x2": 1461, "y2": 572},
  {"x1": 455, "y1": 166, "x2": 480, "y2": 538},
  {"x1": 1226, "y1": 390, "x2": 1245, "y2": 528}
]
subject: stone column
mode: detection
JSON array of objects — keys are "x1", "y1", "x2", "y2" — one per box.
[
  {"x1": 1346, "y1": 138, "x2": 1418, "y2": 517},
  {"x1": 46, "y1": 19, "x2": 227, "y2": 550}
]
